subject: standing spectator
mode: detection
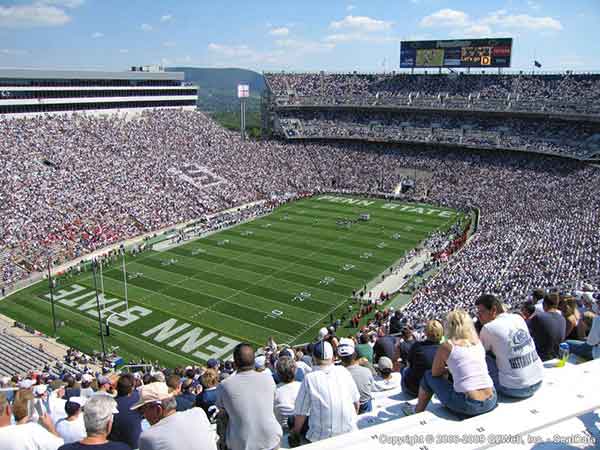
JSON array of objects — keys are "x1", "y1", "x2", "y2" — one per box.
[
  {"x1": 273, "y1": 356, "x2": 301, "y2": 430},
  {"x1": 55, "y1": 397, "x2": 87, "y2": 444},
  {"x1": 58, "y1": 395, "x2": 128, "y2": 450},
  {"x1": 338, "y1": 338, "x2": 375, "y2": 414},
  {"x1": 108, "y1": 374, "x2": 141, "y2": 450},
  {"x1": 196, "y1": 369, "x2": 219, "y2": 419},
  {"x1": 401, "y1": 320, "x2": 443, "y2": 397},
  {"x1": 415, "y1": 310, "x2": 497, "y2": 416},
  {"x1": 389, "y1": 310, "x2": 404, "y2": 335},
  {"x1": 292, "y1": 340, "x2": 360, "y2": 443},
  {"x1": 132, "y1": 383, "x2": 216, "y2": 450},
  {"x1": 528, "y1": 293, "x2": 567, "y2": 361},
  {"x1": 476, "y1": 294, "x2": 544, "y2": 398},
  {"x1": 176, "y1": 379, "x2": 197, "y2": 412},
  {"x1": 216, "y1": 343, "x2": 282, "y2": 450},
  {"x1": 0, "y1": 392, "x2": 64, "y2": 450}
]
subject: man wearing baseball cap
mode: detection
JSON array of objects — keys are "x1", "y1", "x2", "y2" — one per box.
[
  {"x1": 338, "y1": 338, "x2": 375, "y2": 414},
  {"x1": 292, "y1": 340, "x2": 360, "y2": 443},
  {"x1": 132, "y1": 382, "x2": 215, "y2": 450}
]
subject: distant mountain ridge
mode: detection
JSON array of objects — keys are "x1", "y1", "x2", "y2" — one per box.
[
  {"x1": 166, "y1": 67, "x2": 264, "y2": 112},
  {"x1": 166, "y1": 67, "x2": 265, "y2": 93}
]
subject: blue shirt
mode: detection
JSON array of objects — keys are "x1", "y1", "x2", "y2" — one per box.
[{"x1": 108, "y1": 391, "x2": 142, "y2": 449}]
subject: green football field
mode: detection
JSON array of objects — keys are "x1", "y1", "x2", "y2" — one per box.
[{"x1": 0, "y1": 195, "x2": 462, "y2": 368}]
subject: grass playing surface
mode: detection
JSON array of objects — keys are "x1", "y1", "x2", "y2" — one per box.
[{"x1": 0, "y1": 195, "x2": 462, "y2": 368}]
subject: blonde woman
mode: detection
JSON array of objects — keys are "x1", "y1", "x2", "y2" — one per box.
[
  {"x1": 414, "y1": 309, "x2": 497, "y2": 416},
  {"x1": 559, "y1": 296, "x2": 580, "y2": 340}
]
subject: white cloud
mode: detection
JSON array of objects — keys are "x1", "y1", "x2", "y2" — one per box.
[
  {"x1": 160, "y1": 14, "x2": 172, "y2": 22},
  {"x1": 527, "y1": 1, "x2": 541, "y2": 11},
  {"x1": 482, "y1": 10, "x2": 562, "y2": 31},
  {"x1": 269, "y1": 27, "x2": 289, "y2": 37},
  {"x1": 275, "y1": 39, "x2": 335, "y2": 53},
  {"x1": 140, "y1": 23, "x2": 153, "y2": 32},
  {"x1": 420, "y1": 8, "x2": 562, "y2": 35},
  {"x1": 41, "y1": 0, "x2": 84, "y2": 8},
  {"x1": 163, "y1": 41, "x2": 176, "y2": 48},
  {"x1": 0, "y1": 4, "x2": 71, "y2": 28},
  {"x1": 329, "y1": 15, "x2": 393, "y2": 32},
  {"x1": 91, "y1": 31, "x2": 103, "y2": 38},
  {"x1": 420, "y1": 9, "x2": 470, "y2": 28},
  {"x1": 324, "y1": 32, "x2": 396, "y2": 44},
  {"x1": 1, "y1": 48, "x2": 28, "y2": 55}
]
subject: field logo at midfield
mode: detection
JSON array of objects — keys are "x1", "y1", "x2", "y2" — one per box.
[
  {"x1": 317, "y1": 195, "x2": 455, "y2": 218},
  {"x1": 45, "y1": 284, "x2": 240, "y2": 362}
]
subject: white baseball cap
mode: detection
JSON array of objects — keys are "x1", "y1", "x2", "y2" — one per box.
[{"x1": 318, "y1": 327, "x2": 329, "y2": 340}]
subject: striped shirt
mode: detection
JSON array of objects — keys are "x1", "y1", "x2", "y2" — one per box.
[{"x1": 294, "y1": 364, "x2": 360, "y2": 442}]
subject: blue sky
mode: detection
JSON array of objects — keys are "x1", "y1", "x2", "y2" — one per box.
[{"x1": 1, "y1": 0, "x2": 598, "y2": 72}]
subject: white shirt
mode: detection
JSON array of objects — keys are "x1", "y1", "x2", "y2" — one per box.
[
  {"x1": 586, "y1": 316, "x2": 600, "y2": 359},
  {"x1": 55, "y1": 416, "x2": 86, "y2": 444},
  {"x1": 480, "y1": 313, "x2": 544, "y2": 389},
  {"x1": 274, "y1": 381, "x2": 301, "y2": 428},
  {"x1": 294, "y1": 363, "x2": 360, "y2": 442},
  {"x1": 0, "y1": 422, "x2": 64, "y2": 450}
]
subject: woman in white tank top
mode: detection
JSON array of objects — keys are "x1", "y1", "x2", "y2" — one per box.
[{"x1": 414, "y1": 309, "x2": 497, "y2": 416}]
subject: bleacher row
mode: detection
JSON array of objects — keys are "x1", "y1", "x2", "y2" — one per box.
[{"x1": 297, "y1": 359, "x2": 600, "y2": 450}]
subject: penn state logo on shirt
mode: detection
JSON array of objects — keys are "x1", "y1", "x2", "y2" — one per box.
[{"x1": 511, "y1": 329, "x2": 531, "y2": 351}]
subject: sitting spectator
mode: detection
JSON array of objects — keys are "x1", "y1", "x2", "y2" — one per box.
[
  {"x1": 401, "y1": 320, "x2": 443, "y2": 397},
  {"x1": 0, "y1": 392, "x2": 64, "y2": 450},
  {"x1": 292, "y1": 341, "x2": 359, "y2": 443},
  {"x1": 58, "y1": 395, "x2": 129, "y2": 450},
  {"x1": 559, "y1": 296, "x2": 581, "y2": 340},
  {"x1": 389, "y1": 310, "x2": 404, "y2": 335},
  {"x1": 55, "y1": 397, "x2": 87, "y2": 444},
  {"x1": 108, "y1": 374, "x2": 141, "y2": 450},
  {"x1": 528, "y1": 293, "x2": 566, "y2": 361},
  {"x1": 398, "y1": 326, "x2": 416, "y2": 365},
  {"x1": 196, "y1": 369, "x2": 219, "y2": 419},
  {"x1": 338, "y1": 338, "x2": 375, "y2": 414},
  {"x1": 133, "y1": 382, "x2": 216, "y2": 450},
  {"x1": 476, "y1": 294, "x2": 543, "y2": 398},
  {"x1": 374, "y1": 356, "x2": 401, "y2": 391},
  {"x1": 216, "y1": 343, "x2": 282, "y2": 450},
  {"x1": 415, "y1": 309, "x2": 497, "y2": 416},
  {"x1": 356, "y1": 334, "x2": 373, "y2": 364},
  {"x1": 373, "y1": 333, "x2": 396, "y2": 363},
  {"x1": 567, "y1": 311, "x2": 600, "y2": 361},
  {"x1": 273, "y1": 356, "x2": 301, "y2": 430}
]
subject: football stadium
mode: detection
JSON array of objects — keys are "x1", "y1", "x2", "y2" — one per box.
[{"x1": 0, "y1": 3, "x2": 599, "y2": 449}]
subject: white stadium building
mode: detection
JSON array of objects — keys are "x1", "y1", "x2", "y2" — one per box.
[{"x1": 0, "y1": 67, "x2": 198, "y2": 117}]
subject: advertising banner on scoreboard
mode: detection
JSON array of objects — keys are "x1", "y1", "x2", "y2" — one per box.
[{"x1": 400, "y1": 38, "x2": 512, "y2": 68}]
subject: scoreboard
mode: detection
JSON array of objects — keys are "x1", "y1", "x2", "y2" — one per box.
[{"x1": 400, "y1": 38, "x2": 513, "y2": 68}]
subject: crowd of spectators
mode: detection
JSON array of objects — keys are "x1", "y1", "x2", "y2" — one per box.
[
  {"x1": 0, "y1": 284, "x2": 598, "y2": 449},
  {"x1": 265, "y1": 72, "x2": 600, "y2": 115},
  {"x1": 278, "y1": 110, "x2": 599, "y2": 159},
  {"x1": 1, "y1": 110, "x2": 599, "y2": 317}
]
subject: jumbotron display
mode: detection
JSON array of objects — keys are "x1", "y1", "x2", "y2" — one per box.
[{"x1": 400, "y1": 38, "x2": 513, "y2": 68}]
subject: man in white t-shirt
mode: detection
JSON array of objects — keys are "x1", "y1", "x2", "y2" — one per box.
[
  {"x1": 0, "y1": 392, "x2": 64, "y2": 450},
  {"x1": 55, "y1": 397, "x2": 87, "y2": 444},
  {"x1": 292, "y1": 340, "x2": 360, "y2": 443},
  {"x1": 476, "y1": 294, "x2": 544, "y2": 398}
]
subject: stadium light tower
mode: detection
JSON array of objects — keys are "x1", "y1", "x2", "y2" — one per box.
[
  {"x1": 46, "y1": 251, "x2": 57, "y2": 337},
  {"x1": 91, "y1": 259, "x2": 107, "y2": 359},
  {"x1": 238, "y1": 84, "x2": 250, "y2": 140}
]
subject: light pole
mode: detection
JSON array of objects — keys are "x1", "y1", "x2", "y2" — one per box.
[
  {"x1": 91, "y1": 260, "x2": 107, "y2": 359},
  {"x1": 47, "y1": 254, "x2": 57, "y2": 337}
]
